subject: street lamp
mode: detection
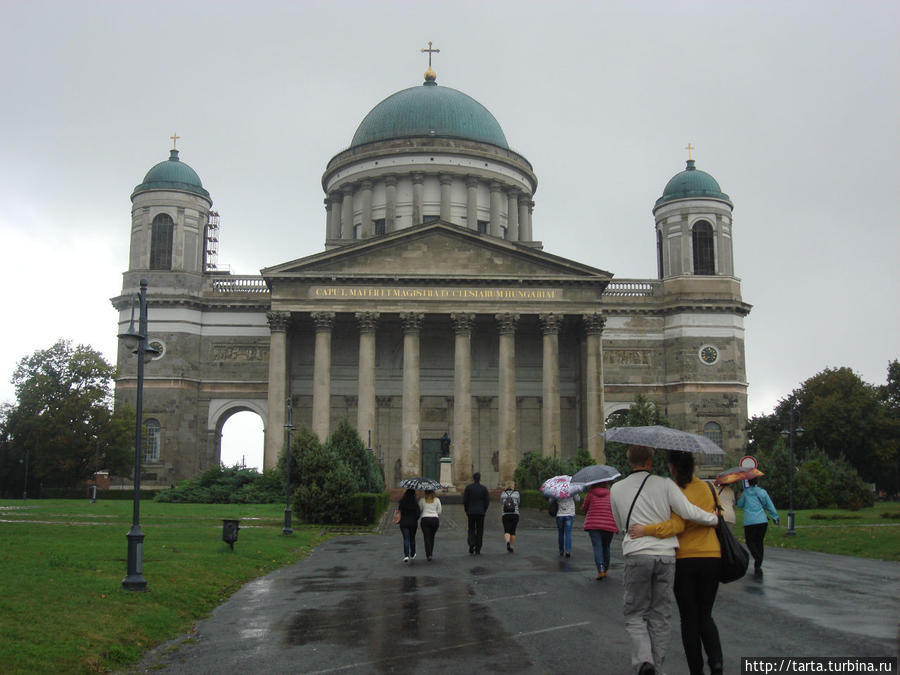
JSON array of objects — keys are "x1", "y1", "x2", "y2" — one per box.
[
  {"x1": 19, "y1": 447, "x2": 29, "y2": 502},
  {"x1": 283, "y1": 397, "x2": 295, "y2": 536},
  {"x1": 780, "y1": 406, "x2": 805, "y2": 537},
  {"x1": 118, "y1": 278, "x2": 159, "y2": 591}
]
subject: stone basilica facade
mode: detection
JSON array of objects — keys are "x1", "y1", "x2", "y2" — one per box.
[{"x1": 113, "y1": 65, "x2": 751, "y2": 489}]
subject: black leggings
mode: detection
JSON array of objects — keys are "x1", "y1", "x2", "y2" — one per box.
[
  {"x1": 420, "y1": 517, "x2": 440, "y2": 558},
  {"x1": 744, "y1": 522, "x2": 768, "y2": 569},
  {"x1": 674, "y1": 557, "x2": 723, "y2": 675}
]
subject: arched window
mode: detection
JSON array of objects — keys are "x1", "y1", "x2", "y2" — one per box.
[
  {"x1": 657, "y1": 229, "x2": 664, "y2": 279},
  {"x1": 703, "y1": 421, "x2": 722, "y2": 448},
  {"x1": 144, "y1": 419, "x2": 161, "y2": 463},
  {"x1": 692, "y1": 220, "x2": 715, "y2": 275},
  {"x1": 150, "y1": 214, "x2": 174, "y2": 270},
  {"x1": 605, "y1": 409, "x2": 630, "y2": 427}
]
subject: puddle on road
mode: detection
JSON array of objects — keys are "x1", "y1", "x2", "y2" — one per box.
[{"x1": 285, "y1": 575, "x2": 532, "y2": 672}]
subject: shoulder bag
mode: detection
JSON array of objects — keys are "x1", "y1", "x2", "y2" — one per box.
[
  {"x1": 392, "y1": 508, "x2": 401, "y2": 524},
  {"x1": 707, "y1": 482, "x2": 749, "y2": 583}
]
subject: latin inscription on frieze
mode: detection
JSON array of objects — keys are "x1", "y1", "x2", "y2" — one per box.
[
  {"x1": 603, "y1": 349, "x2": 652, "y2": 366},
  {"x1": 212, "y1": 344, "x2": 269, "y2": 362},
  {"x1": 312, "y1": 286, "x2": 561, "y2": 300}
]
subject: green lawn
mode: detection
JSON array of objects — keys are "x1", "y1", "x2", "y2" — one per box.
[
  {"x1": 0, "y1": 499, "x2": 337, "y2": 674},
  {"x1": 735, "y1": 501, "x2": 900, "y2": 560}
]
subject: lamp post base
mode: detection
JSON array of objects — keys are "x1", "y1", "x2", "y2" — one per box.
[
  {"x1": 123, "y1": 526, "x2": 147, "y2": 591},
  {"x1": 786, "y1": 511, "x2": 796, "y2": 536},
  {"x1": 282, "y1": 508, "x2": 293, "y2": 536}
]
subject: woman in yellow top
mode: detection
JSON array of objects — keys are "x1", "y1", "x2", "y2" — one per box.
[{"x1": 629, "y1": 450, "x2": 723, "y2": 675}]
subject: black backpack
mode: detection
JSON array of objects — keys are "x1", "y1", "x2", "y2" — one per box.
[
  {"x1": 502, "y1": 491, "x2": 516, "y2": 513},
  {"x1": 548, "y1": 498, "x2": 559, "y2": 517}
]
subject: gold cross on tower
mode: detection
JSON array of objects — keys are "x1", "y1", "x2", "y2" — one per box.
[
  {"x1": 421, "y1": 41, "x2": 440, "y2": 68},
  {"x1": 171, "y1": 132, "x2": 180, "y2": 150},
  {"x1": 685, "y1": 143, "x2": 695, "y2": 161}
]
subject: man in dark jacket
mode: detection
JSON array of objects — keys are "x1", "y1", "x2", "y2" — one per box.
[{"x1": 463, "y1": 472, "x2": 490, "y2": 554}]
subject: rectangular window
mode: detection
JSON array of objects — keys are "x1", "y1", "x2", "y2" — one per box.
[
  {"x1": 373, "y1": 219, "x2": 386, "y2": 236},
  {"x1": 353, "y1": 224, "x2": 361, "y2": 239},
  {"x1": 144, "y1": 421, "x2": 161, "y2": 463},
  {"x1": 423, "y1": 214, "x2": 439, "y2": 223},
  {"x1": 477, "y1": 220, "x2": 489, "y2": 234}
]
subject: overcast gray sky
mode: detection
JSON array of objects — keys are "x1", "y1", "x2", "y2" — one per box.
[{"x1": 1, "y1": 0, "x2": 897, "y2": 470}]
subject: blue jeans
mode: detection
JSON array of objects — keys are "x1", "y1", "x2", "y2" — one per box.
[
  {"x1": 556, "y1": 515, "x2": 573, "y2": 553},
  {"x1": 588, "y1": 529, "x2": 614, "y2": 572},
  {"x1": 400, "y1": 525, "x2": 417, "y2": 557}
]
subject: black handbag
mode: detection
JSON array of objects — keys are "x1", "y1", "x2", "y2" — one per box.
[{"x1": 707, "y1": 483, "x2": 749, "y2": 583}]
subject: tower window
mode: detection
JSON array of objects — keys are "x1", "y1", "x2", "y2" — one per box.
[
  {"x1": 373, "y1": 219, "x2": 386, "y2": 236},
  {"x1": 150, "y1": 214, "x2": 174, "y2": 270},
  {"x1": 657, "y1": 229, "x2": 664, "y2": 279},
  {"x1": 477, "y1": 220, "x2": 489, "y2": 234},
  {"x1": 144, "y1": 419, "x2": 161, "y2": 463},
  {"x1": 353, "y1": 224, "x2": 361, "y2": 239},
  {"x1": 692, "y1": 220, "x2": 715, "y2": 275},
  {"x1": 703, "y1": 421, "x2": 723, "y2": 448}
]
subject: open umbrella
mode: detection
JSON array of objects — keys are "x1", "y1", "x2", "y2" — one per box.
[
  {"x1": 571, "y1": 464, "x2": 621, "y2": 487},
  {"x1": 715, "y1": 466, "x2": 765, "y2": 485},
  {"x1": 540, "y1": 475, "x2": 583, "y2": 499},
  {"x1": 399, "y1": 477, "x2": 444, "y2": 491},
  {"x1": 601, "y1": 425, "x2": 725, "y2": 457}
]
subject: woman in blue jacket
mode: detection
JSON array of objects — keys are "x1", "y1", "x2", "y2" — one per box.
[{"x1": 737, "y1": 478, "x2": 779, "y2": 577}]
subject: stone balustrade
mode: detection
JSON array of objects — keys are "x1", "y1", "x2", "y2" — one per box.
[{"x1": 209, "y1": 276, "x2": 269, "y2": 294}]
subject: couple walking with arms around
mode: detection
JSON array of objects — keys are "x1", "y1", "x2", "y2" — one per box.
[{"x1": 396, "y1": 488, "x2": 442, "y2": 562}]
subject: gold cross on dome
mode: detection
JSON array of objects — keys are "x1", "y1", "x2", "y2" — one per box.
[
  {"x1": 171, "y1": 132, "x2": 180, "y2": 150},
  {"x1": 685, "y1": 143, "x2": 695, "y2": 160},
  {"x1": 421, "y1": 41, "x2": 440, "y2": 68}
]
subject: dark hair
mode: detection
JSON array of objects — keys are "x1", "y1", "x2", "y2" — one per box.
[
  {"x1": 626, "y1": 445, "x2": 653, "y2": 467},
  {"x1": 748, "y1": 478, "x2": 758, "y2": 487},
  {"x1": 473, "y1": 472, "x2": 481, "y2": 482},
  {"x1": 399, "y1": 488, "x2": 417, "y2": 509},
  {"x1": 667, "y1": 450, "x2": 695, "y2": 488}
]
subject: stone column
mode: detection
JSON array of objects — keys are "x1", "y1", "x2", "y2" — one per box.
[
  {"x1": 506, "y1": 188, "x2": 520, "y2": 241},
  {"x1": 496, "y1": 313, "x2": 519, "y2": 484},
  {"x1": 540, "y1": 313, "x2": 562, "y2": 457},
  {"x1": 324, "y1": 196, "x2": 336, "y2": 240},
  {"x1": 401, "y1": 312, "x2": 424, "y2": 478},
  {"x1": 411, "y1": 172, "x2": 425, "y2": 226},
  {"x1": 340, "y1": 186, "x2": 354, "y2": 240},
  {"x1": 439, "y1": 173, "x2": 453, "y2": 222},
  {"x1": 385, "y1": 175, "x2": 398, "y2": 232},
  {"x1": 518, "y1": 193, "x2": 531, "y2": 241},
  {"x1": 466, "y1": 175, "x2": 479, "y2": 231},
  {"x1": 451, "y1": 313, "x2": 475, "y2": 484},
  {"x1": 360, "y1": 180, "x2": 373, "y2": 239},
  {"x1": 583, "y1": 313, "x2": 606, "y2": 462},
  {"x1": 489, "y1": 182, "x2": 503, "y2": 238},
  {"x1": 311, "y1": 311, "x2": 335, "y2": 442},
  {"x1": 682, "y1": 217, "x2": 692, "y2": 274},
  {"x1": 264, "y1": 311, "x2": 290, "y2": 470},
  {"x1": 356, "y1": 312, "x2": 379, "y2": 453}
]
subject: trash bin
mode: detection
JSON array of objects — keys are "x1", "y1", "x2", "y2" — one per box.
[{"x1": 222, "y1": 519, "x2": 240, "y2": 550}]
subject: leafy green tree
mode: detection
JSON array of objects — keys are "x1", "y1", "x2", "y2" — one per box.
[
  {"x1": 2, "y1": 340, "x2": 133, "y2": 493},
  {"x1": 604, "y1": 394, "x2": 671, "y2": 477},
  {"x1": 292, "y1": 428, "x2": 359, "y2": 523},
  {"x1": 325, "y1": 418, "x2": 384, "y2": 492}
]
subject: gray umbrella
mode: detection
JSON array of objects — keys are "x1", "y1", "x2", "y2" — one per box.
[
  {"x1": 399, "y1": 477, "x2": 444, "y2": 491},
  {"x1": 571, "y1": 464, "x2": 621, "y2": 486},
  {"x1": 601, "y1": 425, "x2": 724, "y2": 457}
]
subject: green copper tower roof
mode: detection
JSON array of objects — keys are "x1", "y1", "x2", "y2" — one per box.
[
  {"x1": 350, "y1": 74, "x2": 509, "y2": 149},
  {"x1": 656, "y1": 160, "x2": 731, "y2": 208},
  {"x1": 132, "y1": 149, "x2": 210, "y2": 200}
]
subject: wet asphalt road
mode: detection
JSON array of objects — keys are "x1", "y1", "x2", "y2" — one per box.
[{"x1": 132, "y1": 505, "x2": 899, "y2": 674}]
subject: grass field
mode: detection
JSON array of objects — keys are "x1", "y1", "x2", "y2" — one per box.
[{"x1": 1, "y1": 499, "x2": 897, "y2": 674}]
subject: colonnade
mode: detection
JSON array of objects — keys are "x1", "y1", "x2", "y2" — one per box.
[{"x1": 263, "y1": 310, "x2": 606, "y2": 485}]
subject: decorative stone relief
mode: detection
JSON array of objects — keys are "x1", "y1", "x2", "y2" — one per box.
[
  {"x1": 212, "y1": 344, "x2": 270, "y2": 362},
  {"x1": 603, "y1": 349, "x2": 652, "y2": 366}
]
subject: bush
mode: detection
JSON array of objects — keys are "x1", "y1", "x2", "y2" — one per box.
[
  {"x1": 153, "y1": 465, "x2": 282, "y2": 504},
  {"x1": 326, "y1": 418, "x2": 384, "y2": 492},
  {"x1": 291, "y1": 431, "x2": 360, "y2": 524},
  {"x1": 513, "y1": 452, "x2": 574, "y2": 490},
  {"x1": 346, "y1": 492, "x2": 391, "y2": 525}
]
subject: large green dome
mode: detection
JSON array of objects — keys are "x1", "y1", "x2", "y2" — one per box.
[
  {"x1": 132, "y1": 149, "x2": 210, "y2": 200},
  {"x1": 656, "y1": 160, "x2": 730, "y2": 208},
  {"x1": 350, "y1": 77, "x2": 509, "y2": 149}
]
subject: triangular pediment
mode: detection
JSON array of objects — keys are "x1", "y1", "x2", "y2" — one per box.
[{"x1": 262, "y1": 221, "x2": 611, "y2": 281}]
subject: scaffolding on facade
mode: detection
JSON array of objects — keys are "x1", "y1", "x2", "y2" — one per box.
[{"x1": 204, "y1": 210, "x2": 220, "y2": 271}]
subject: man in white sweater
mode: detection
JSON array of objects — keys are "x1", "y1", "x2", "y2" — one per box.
[{"x1": 610, "y1": 445, "x2": 718, "y2": 675}]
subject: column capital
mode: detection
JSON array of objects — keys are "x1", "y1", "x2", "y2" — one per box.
[
  {"x1": 451, "y1": 312, "x2": 476, "y2": 334},
  {"x1": 539, "y1": 313, "x2": 563, "y2": 335},
  {"x1": 582, "y1": 313, "x2": 606, "y2": 335},
  {"x1": 490, "y1": 181, "x2": 504, "y2": 193},
  {"x1": 439, "y1": 173, "x2": 454, "y2": 185},
  {"x1": 384, "y1": 174, "x2": 398, "y2": 187},
  {"x1": 341, "y1": 185, "x2": 355, "y2": 197},
  {"x1": 360, "y1": 180, "x2": 373, "y2": 191},
  {"x1": 495, "y1": 313, "x2": 519, "y2": 334},
  {"x1": 266, "y1": 311, "x2": 290, "y2": 332},
  {"x1": 517, "y1": 192, "x2": 531, "y2": 205},
  {"x1": 400, "y1": 312, "x2": 424, "y2": 332},
  {"x1": 311, "y1": 311, "x2": 336, "y2": 331},
  {"x1": 411, "y1": 172, "x2": 425, "y2": 184},
  {"x1": 355, "y1": 311, "x2": 380, "y2": 331},
  {"x1": 506, "y1": 186, "x2": 521, "y2": 198}
]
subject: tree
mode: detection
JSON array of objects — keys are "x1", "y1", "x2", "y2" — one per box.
[
  {"x1": 2, "y1": 340, "x2": 133, "y2": 494},
  {"x1": 604, "y1": 394, "x2": 671, "y2": 477},
  {"x1": 290, "y1": 426, "x2": 359, "y2": 523},
  {"x1": 325, "y1": 418, "x2": 384, "y2": 492}
]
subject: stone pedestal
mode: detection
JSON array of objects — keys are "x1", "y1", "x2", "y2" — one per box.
[{"x1": 439, "y1": 457, "x2": 455, "y2": 491}]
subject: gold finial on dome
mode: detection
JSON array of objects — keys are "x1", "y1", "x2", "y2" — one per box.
[{"x1": 421, "y1": 41, "x2": 440, "y2": 82}]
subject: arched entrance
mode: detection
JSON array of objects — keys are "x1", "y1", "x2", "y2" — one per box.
[{"x1": 208, "y1": 400, "x2": 267, "y2": 471}]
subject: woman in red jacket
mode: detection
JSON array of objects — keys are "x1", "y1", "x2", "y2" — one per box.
[{"x1": 582, "y1": 481, "x2": 618, "y2": 579}]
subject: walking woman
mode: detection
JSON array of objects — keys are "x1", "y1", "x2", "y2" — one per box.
[
  {"x1": 629, "y1": 450, "x2": 723, "y2": 675},
  {"x1": 418, "y1": 489, "x2": 442, "y2": 561},
  {"x1": 500, "y1": 482, "x2": 520, "y2": 553},
  {"x1": 397, "y1": 488, "x2": 420, "y2": 563},
  {"x1": 556, "y1": 494, "x2": 577, "y2": 558},
  {"x1": 582, "y1": 481, "x2": 617, "y2": 579},
  {"x1": 737, "y1": 477, "x2": 779, "y2": 577}
]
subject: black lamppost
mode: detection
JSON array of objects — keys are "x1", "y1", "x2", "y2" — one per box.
[
  {"x1": 283, "y1": 397, "x2": 295, "y2": 536},
  {"x1": 20, "y1": 447, "x2": 29, "y2": 502},
  {"x1": 118, "y1": 278, "x2": 159, "y2": 591},
  {"x1": 780, "y1": 406, "x2": 804, "y2": 536}
]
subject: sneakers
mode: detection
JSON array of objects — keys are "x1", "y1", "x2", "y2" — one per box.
[
  {"x1": 403, "y1": 556, "x2": 409, "y2": 563},
  {"x1": 638, "y1": 662, "x2": 656, "y2": 675},
  {"x1": 506, "y1": 542, "x2": 512, "y2": 552},
  {"x1": 596, "y1": 571, "x2": 607, "y2": 580},
  {"x1": 565, "y1": 552, "x2": 571, "y2": 558},
  {"x1": 411, "y1": 553, "x2": 416, "y2": 559}
]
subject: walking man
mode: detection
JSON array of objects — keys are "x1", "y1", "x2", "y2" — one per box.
[
  {"x1": 463, "y1": 472, "x2": 490, "y2": 554},
  {"x1": 610, "y1": 445, "x2": 719, "y2": 675}
]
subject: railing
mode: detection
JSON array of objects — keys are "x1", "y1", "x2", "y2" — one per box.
[
  {"x1": 209, "y1": 276, "x2": 270, "y2": 295},
  {"x1": 604, "y1": 280, "x2": 658, "y2": 297}
]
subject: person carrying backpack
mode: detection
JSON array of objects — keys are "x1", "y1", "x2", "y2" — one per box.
[{"x1": 500, "y1": 481, "x2": 521, "y2": 553}]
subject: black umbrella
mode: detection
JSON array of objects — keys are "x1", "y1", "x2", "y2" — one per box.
[{"x1": 399, "y1": 477, "x2": 444, "y2": 491}]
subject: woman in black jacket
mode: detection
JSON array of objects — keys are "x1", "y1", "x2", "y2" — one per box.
[{"x1": 398, "y1": 488, "x2": 421, "y2": 562}]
